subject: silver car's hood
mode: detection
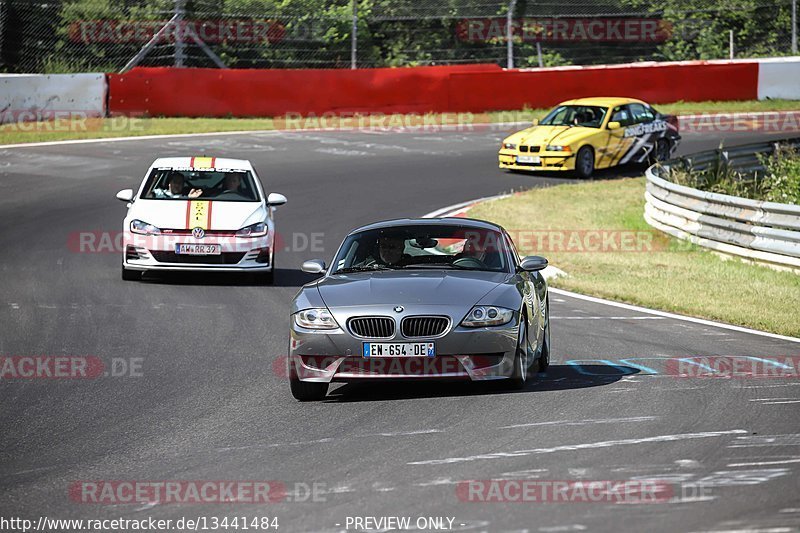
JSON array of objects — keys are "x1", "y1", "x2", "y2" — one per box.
[{"x1": 316, "y1": 270, "x2": 512, "y2": 308}]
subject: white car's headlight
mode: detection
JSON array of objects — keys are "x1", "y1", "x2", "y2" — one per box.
[
  {"x1": 502, "y1": 142, "x2": 516, "y2": 150},
  {"x1": 546, "y1": 145, "x2": 571, "y2": 152},
  {"x1": 236, "y1": 222, "x2": 267, "y2": 238},
  {"x1": 295, "y1": 308, "x2": 339, "y2": 330},
  {"x1": 130, "y1": 219, "x2": 161, "y2": 235},
  {"x1": 461, "y1": 306, "x2": 514, "y2": 327}
]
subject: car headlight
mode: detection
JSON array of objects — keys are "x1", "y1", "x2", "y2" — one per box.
[
  {"x1": 236, "y1": 222, "x2": 267, "y2": 238},
  {"x1": 461, "y1": 306, "x2": 514, "y2": 327},
  {"x1": 546, "y1": 145, "x2": 571, "y2": 152},
  {"x1": 294, "y1": 308, "x2": 339, "y2": 330},
  {"x1": 502, "y1": 142, "x2": 517, "y2": 150},
  {"x1": 130, "y1": 219, "x2": 161, "y2": 235}
]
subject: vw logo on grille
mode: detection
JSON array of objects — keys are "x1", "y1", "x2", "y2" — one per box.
[
  {"x1": 394, "y1": 306, "x2": 404, "y2": 313},
  {"x1": 192, "y1": 227, "x2": 205, "y2": 239}
]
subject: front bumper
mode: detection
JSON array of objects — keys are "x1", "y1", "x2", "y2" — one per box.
[
  {"x1": 122, "y1": 231, "x2": 273, "y2": 272},
  {"x1": 288, "y1": 309, "x2": 520, "y2": 383},
  {"x1": 498, "y1": 150, "x2": 575, "y2": 172}
]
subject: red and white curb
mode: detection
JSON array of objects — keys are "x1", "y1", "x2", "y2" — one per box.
[{"x1": 422, "y1": 194, "x2": 569, "y2": 282}]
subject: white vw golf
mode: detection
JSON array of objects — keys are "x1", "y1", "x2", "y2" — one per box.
[{"x1": 116, "y1": 156, "x2": 287, "y2": 283}]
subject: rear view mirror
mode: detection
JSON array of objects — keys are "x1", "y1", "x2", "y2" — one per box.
[
  {"x1": 607, "y1": 121, "x2": 621, "y2": 130},
  {"x1": 116, "y1": 189, "x2": 134, "y2": 202},
  {"x1": 301, "y1": 259, "x2": 326, "y2": 275},
  {"x1": 519, "y1": 255, "x2": 548, "y2": 272},
  {"x1": 531, "y1": 118, "x2": 539, "y2": 126},
  {"x1": 267, "y1": 192, "x2": 287, "y2": 206}
]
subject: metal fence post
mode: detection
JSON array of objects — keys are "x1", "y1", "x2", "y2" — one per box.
[
  {"x1": 793, "y1": 0, "x2": 798, "y2": 54},
  {"x1": 507, "y1": 0, "x2": 517, "y2": 68},
  {"x1": 729, "y1": 30, "x2": 734, "y2": 59},
  {"x1": 174, "y1": 0, "x2": 186, "y2": 67},
  {"x1": 351, "y1": 0, "x2": 357, "y2": 69}
]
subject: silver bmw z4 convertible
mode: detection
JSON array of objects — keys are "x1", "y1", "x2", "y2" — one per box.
[{"x1": 288, "y1": 217, "x2": 551, "y2": 401}]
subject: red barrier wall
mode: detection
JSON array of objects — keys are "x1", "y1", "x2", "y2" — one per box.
[
  {"x1": 451, "y1": 61, "x2": 759, "y2": 111},
  {"x1": 108, "y1": 64, "x2": 501, "y2": 117},
  {"x1": 108, "y1": 61, "x2": 759, "y2": 118}
]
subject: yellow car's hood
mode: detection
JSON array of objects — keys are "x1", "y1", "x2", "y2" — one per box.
[{"x1": 506, "y1": 125, "x2": 597, "y2": 148}]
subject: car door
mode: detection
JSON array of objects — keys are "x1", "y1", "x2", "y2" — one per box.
[
  {"x1": 598, "y1": 104, "x2": 635, "y2": 168},
  {"x1": 616, "y1": 103, "x2": 660, "y2": 164}
]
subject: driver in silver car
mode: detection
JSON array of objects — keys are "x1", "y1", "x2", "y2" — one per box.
[{"x1": 356, "y1": 235, "x2": 409, "y2": 268}]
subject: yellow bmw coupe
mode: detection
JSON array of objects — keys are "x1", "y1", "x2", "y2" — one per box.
[{"x1": 498, "y1": 97, "x2": 680, "y2": 178}]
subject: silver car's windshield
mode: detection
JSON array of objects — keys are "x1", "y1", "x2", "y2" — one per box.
[
  {"x1": 140, "y1": 168, "x2": 260, "y2": 202},
  {"x1": 331, "y1": 224, "x2": 511, "y2": 274}
]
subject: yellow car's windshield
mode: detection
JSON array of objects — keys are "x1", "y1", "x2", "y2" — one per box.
[{"x1": 540, "y1": 105, "x2": 607, "y2": 128}]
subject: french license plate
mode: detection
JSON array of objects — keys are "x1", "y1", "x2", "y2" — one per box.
[
  {"x1": 175, "y1": 243, "x2": 221, "y2": 255},
  {"x1": 517, "y1": 155, "x2": 540, "y2": 164},
  {"x1": 363, "y1": 342, "x2": 435, "y2": 358}
]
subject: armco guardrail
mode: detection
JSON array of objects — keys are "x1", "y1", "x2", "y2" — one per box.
[{"x1": 644, "y1": 137, "x2": 800, "y2": 271}]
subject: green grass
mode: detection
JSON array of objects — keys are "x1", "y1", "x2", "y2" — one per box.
[
  {"x1": 468, "y1": 178, "x2": 800, "y2": 337},
  {"x1": 2, "y1": 99, "x2": 799, "y2": 146}
]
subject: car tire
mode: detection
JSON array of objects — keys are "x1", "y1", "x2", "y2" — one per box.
[
  {"x1": 121, "y1": 264, "x2": 141, "y2": 281},
  {"x1": 290, "y1": 377, "x2": 328, "y2": 401},
  {"x1": 575, "y1": 146, "x2": 594, "y2": 179},
  {"x1": 509, "y1": 313, "x2": 532, "y2": 389}
]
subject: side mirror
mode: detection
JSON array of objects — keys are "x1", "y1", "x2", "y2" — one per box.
[
  {"x1": 531, "y1": 118, "x2": 539, "y2": 126},
  {"x1": 607, "y1": 121, "x2": 621, "y2": 130},
  {"x1": 519, "y1": 255, "x2": 548, "y2": 272},
  {"x1": 116, "y1": 189, "x2": 134, "y2": 202},
  {"x1": 267, "y1": 192, "x2": 287, "y2": 206},
  {"x1": 301, "y1": 259, "x2": 326, "y2": 275}
]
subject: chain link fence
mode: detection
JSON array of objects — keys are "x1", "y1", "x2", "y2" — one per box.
[{"x1": 0, "y1": 0, "x2": 797, "y2": 73}]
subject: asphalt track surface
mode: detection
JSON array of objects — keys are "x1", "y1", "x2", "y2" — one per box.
[{"x1": 1, "y1": 126, "x2": 799, "y2": 533}]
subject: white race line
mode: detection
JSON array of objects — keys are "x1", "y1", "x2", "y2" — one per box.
[
  {"x1": 0, "y1": 121, "x2": 532, "y2": 150},
  {"x1": 550, "y1": 316, "x2": 665, "y2": 320},
  {"x1": 408, "y1": 429, "x2": 748, "y2": 465},
  {"x1": 550, "y1": 288, "x2": 800, "y2": 344},
  {"x1": 727, "y1": 458, "x2": 800, "y2": 467},
  {"x1": 4, "y1": 110, "x2": 795, "y2": 150},
  {"x1": 498, "y1": 416, "x2": 656, "y2": 429}
]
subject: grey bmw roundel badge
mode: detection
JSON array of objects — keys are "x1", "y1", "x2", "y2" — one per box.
[{"x1": 394, "y1": 306, "x2": 404, "y2": 313}]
